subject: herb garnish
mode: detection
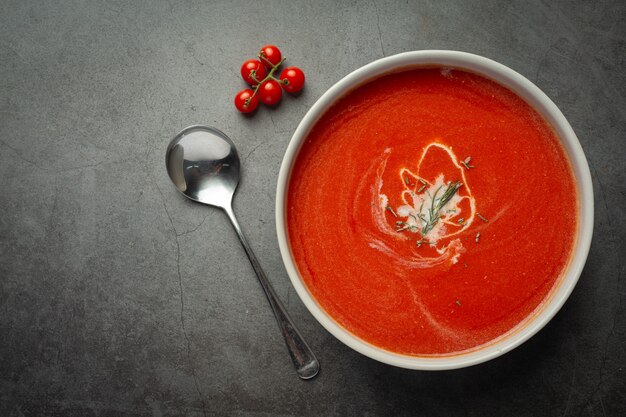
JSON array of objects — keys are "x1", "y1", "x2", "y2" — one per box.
[
  {"x1": 396, "y1": 221, "x2": 418, "y2": 232},
  {"x1": 461, "y1": 156, "x2": 474, "y2": 170},
  {"x1": 421, "y1": 181, "x2": 463, "y2": 236},
  {"x1": 477, "y1": 213, "x2": 489, "y2": 222},
  {"x1": 455, "y1": 300, "x2": 462, "y2": 307},
  {"x1": 475, "y1": 232, "x2": 481, "y2": 243},
  {"x1": 385, "y1": 206, "x2": 398, "y2": 217}
]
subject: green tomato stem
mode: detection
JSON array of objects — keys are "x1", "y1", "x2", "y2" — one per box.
[{"x1": 247, "y1": 56, "x2": 286, "y2": 103}]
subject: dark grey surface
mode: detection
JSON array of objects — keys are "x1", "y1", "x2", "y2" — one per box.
[{"x1": 1, "y1": 0, "x2": 624, "y2": 416}]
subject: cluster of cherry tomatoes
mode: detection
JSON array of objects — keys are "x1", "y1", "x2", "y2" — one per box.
[{"x1": 235, "y1": 45, "x2": 305, "y2": 113}]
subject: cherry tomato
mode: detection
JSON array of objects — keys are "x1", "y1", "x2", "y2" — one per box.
[
  {"x1": 257, "y1": 80, "x2": 283, "y2": 106},
  {"x1": 240, "y1": 59, "x2": 267, "y2": 86},
  {"x1": 234, "y1": 89, "x2": 259, "y2": 113},
  {"x1": 279, "y1": 66, "x2": 305, "y2": 93},
  {"x1": 259, "y1": 45, "x2": 282, "y2": 68}
]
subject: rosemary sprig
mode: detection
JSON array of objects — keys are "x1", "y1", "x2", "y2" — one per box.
[
  {"x1": 421, "y1": 181, "x2": 463, "y2": 236},
  {"x1": 385, "y1": 206, "x2": 398, "y2": 217},
  {"x1": 477, "y1": 212, "x2": 489, "y2": 222},
  {"x1": 416, "y1": 239, "x2": 436, "y2": 247}
]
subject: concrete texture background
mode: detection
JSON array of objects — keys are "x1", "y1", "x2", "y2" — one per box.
[{"x1": 1, "y1": 0, "x2": 625, "y2": 415}]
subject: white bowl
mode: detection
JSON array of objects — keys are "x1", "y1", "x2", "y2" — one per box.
[{"x1": 275, "y1": 50, "x2": 593, "y2": 370}]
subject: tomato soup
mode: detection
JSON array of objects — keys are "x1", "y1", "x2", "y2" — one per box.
[{"x1": 287, "y1": 68, "x2": 578, "y2": 356}]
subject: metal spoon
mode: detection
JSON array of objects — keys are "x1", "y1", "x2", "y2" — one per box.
[{"x1": 165, "y1": 125, "x2": 319, "y2": 380}]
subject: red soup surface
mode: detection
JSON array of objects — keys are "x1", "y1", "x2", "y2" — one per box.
[{"x1": 287, "y1": 68, "x2": 578, "y2": 356}]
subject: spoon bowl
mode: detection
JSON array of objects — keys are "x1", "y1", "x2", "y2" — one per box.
[
  {"x1": 166, "y1": 125, "x2": 239, "y2": 207},
  {"x1": 165, "y1": 125, "x2": 319, "y2": 380}
]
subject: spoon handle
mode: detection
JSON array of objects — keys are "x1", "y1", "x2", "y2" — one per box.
[{"x1": 223, "y1": 205, "x2": 320, "y2": 380}]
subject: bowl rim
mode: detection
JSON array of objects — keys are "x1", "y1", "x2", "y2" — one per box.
[{"x1": 275, "y1": 50, "x2": 594, "y2": 370}]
